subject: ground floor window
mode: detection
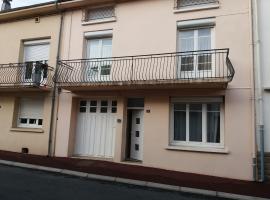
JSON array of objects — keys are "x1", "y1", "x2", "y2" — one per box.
[
  {"x1": 170, "y1": 97, "x2": 224, "y2": 148},
  {"x1": 17, "y1": 98, "x2": 44, "y2": 128}
]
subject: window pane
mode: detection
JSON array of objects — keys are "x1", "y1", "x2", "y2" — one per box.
[
  {"x1": 198, "y1": 54, "x2": 212, "y2": 70},
  {"x1": 80, "y1": 101, "x2": 87, "y2": 107},
  {"x1": 20, "y1": 118, "x2": 28, "y2": 124},
  {"x1": 90, "y1": 107, "x2": 97, "y2": 113},
  {"x1": 174, "y1": 111, "x2": 186, "y2": 141},
  {"x1": 112, "y1": 101, "x2": 117, "y2": 107},
  {"x1": 80, "y1": 107, "x2": 86, "y2": 113},
  {"x1": 101, "y1": 101, "x2": 108, "y2": 107},
  {"x1": 101, "y1": 107, "x2": 107, "y2": 113},
  {"x1": 100, "y1": 64, "x2": 111, "y2": 76},
  {"x1": 189, "y1": 104, "x2": 202, "y2": 142},
  {"x1": 38, "y1": 119, "x2": 43, "y2": 126},
  {"x1": 190, "y1": 104, "x2": 202, "y2": 111},
  {"x1": 111, "y1": 107, "x2": 117, "y2": 113},
  {"x1": 207, "y1": 103, "x2": 220, "y2": 111},
  {"x1": 174, "y1": 104, "x2": 186, "y2": 111},
  {"x1": 198, "y1": 28, "x2": 211, "y2": 50},
  {"x1": 207, "y1": 103, "x2": 221, "y2": 143},
  {"x1": 29, "y1": 119, "x2": 37, "y2": 124},
  {"x1": 181, "y1": 56, "x2": 194, "y2": 71},
  {"x1": 90, "y1": 101, "x2": 97, "y2": 107}
]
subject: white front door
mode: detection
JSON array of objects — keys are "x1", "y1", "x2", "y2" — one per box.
[
  {"x1": 178, "y1": 28, "x2": 214, "y2": 79},
  {"x1": 86, "y1": 38, "x2": 112, "y2": 82},
  {"x1": 74, "y1": 99, "x2": 117, "y2": 158},
  {"x1": 130, "y1": 110, "x2": 144, "y2": 161}
]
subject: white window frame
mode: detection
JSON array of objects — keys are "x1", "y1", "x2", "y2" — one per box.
[
  {"x1": 82, "y1": 6, "x2": 116, "y2": 25},
  {"x1": 174, "y1": 0, "x2": 219, "y2": 13},
  {"x1": 177, "y1": 25, "x2": 216, "y2": 78},
  {"x1": 169, "y1": 97, "x2": 225, "y2": 149},
  {"x1": 17, "y1": 98, "x2": 44, "y2": 129}
]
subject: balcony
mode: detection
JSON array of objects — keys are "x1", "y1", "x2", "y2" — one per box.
[
  {"x1": 56, "y1": 49, "x2": 235, "y2": 91},
  {"x1": 0, "y1": 61, "x2": 54, "y2": 91}
]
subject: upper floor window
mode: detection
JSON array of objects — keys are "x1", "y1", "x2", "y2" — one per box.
[
  {"x1": 23, "y1": 39, "x2": 50, "y2": 85},
  {"x1": 178, "y1": 28, "x2": 214, "y2": 73},
  {"x1": 83, "y1": 6, "x2": 115, "y2": 22},
  {"x1": 175, "y1": 0, "x2": 219, "y2": 9},
  {"x1": 85, "y1": 37, "x2": 113, "y2": 80}
]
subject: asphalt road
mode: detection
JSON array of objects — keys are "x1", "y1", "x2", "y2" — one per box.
[{"x1": 0, "y1": 165, "x2": 232, "y2": 200}]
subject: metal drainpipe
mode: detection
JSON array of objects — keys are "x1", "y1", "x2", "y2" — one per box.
[
  {"x1": 48, "y1": 0, "x2": 64, "y2": 157},
  {"x1": 251, "y1": 0, "x2": 265, "y2": 182}
]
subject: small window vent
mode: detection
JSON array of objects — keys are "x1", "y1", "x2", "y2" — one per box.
[
  {"x1": 83, "y1": 6, "x2": 115, "y2": 22},
  {"x1": 175, "y1": 0, "x2": 219, "y2": 9},
  {"x1": 22, "y1": 148, "x2": 29, "y2": 154}
]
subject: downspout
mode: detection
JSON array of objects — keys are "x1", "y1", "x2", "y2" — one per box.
[
  {"x1": 251, "y1": 0, "x2": 265, "y2": 182},
  {"x1": 48, "y1": 0, "x2": 64, "y2": 156}
]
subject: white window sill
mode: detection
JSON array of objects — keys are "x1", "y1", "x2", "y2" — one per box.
[
  {"x1": 82, "y1": 17, "x2": 116, "y2": 26},
  {"x1": 166, "y1": 145, "x2": 229, "y2": 154},
  {"x1": 174, "y1": 4, "x2": 219, "y2": 13},
  {"x1": 264, "y1": 87, "x2": 270, "y2": 91},
  {"x1": 10, "y1": 128, "x2": 44, "y2": 133}
]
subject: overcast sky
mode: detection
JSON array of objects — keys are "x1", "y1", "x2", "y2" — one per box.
[{"x1": 11, "y1": 0, "x2": 52, "y2": 8}]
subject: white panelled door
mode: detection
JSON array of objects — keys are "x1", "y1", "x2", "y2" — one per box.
[
  {"x1": 74, "y1": 99, "x2": 117, "y2": 158},
  {"x1": 86, "y1": 38, "x2": 112, "y2": 82},
  {"x1": 130, "y1": 110, "x2": 144, "y2": 161}
]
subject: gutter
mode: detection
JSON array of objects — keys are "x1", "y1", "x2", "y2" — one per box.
[
  {"x1": 251, "y1": 0, "x2": 265, "y2": 182},
  {"x1": 48, "y1": 0, "x2": 64, "y2": 157}
]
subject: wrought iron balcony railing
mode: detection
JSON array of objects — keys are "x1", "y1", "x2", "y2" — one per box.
[
  {"x1": 0, "y1": 61, "x2": 54, "y2": 89},
  {"x1": 175, "y1": 0, "x2": 219, "y2": 9},
  {"x1": 56, "y1": 49, "x2": 235, "y2": 88}
]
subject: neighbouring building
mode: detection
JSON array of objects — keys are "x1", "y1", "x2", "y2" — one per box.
[
  {"x1": 53, "y1": 0, "x2": 256, "y2": 181},
  {"x1": 253, "y1": 0, "x2": 270, "y2": 181},
  {"x1": 0, "y1": 2, "x2": 62, "y2": 155}
]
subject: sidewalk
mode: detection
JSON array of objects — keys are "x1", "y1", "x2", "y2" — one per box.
[{"x1": 0, "y1": 150, "x2": 269, "y2": 199}]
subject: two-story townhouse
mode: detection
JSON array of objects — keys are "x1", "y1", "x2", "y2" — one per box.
[
  {"x1": 53, "y1": 0, "x2": 256, "y2": 181},
  {"x1": 0, "y1": 2, "x2": 62, "y2": 155}
]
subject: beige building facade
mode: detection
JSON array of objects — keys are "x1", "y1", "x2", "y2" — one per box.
[
  {"x1": 0, "y1": 0, "x2": 258, "y2": 181},
  {"x1": 54, "y1": 0, "x2": 255, "y2": 181},
  {"x1": 0, "y1": 5, "x2": 62, "y2": 155}
]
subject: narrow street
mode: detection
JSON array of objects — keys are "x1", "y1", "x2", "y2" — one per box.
[{"x1": 0, "y1": 165, "x2": 232, "y2": 200}]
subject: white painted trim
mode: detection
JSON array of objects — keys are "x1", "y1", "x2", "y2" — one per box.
[
  {"x1": 82, "y1": 17, "x2": 116, "y2": 26},
  {"x1": 24, "y1": 39, "x2": 50, "y2": 46},
  {"x1": 84, "y1": 29, "x2": 113, "y2": 38},
  {"x1": 0, "y1": 159, "x2": 267, "y2": 200},
  {"x1": 174, "y1": 4, "x2": 219, "y2": 14},
  {"x1": 10, "y1": 128, "x2": 44, "y2": 133},
  {"x1": 177, "y1": 18, "x2": 216, "y2": 29},
  {"x1": 171, "y1": 97, "x2": 223, "y2": 103},
  {"x1": 166, "y1": 146, "x2": 229, "y2": 154}
]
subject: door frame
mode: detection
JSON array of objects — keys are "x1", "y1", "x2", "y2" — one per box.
[{"x1": 125, "y1": 107, "x2": 144, "y2": 162}]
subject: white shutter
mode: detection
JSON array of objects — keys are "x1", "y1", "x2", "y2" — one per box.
[
  {"x1": 24, "y1": 40, "x2": 50, "y2": 62},
  {"x1": 19, "y1": 98, "x2": 44, "y2": 119}
]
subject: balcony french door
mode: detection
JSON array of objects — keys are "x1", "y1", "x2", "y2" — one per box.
[
  {"x1": 23, "y1": 40, "x2": 50, "y2": 85},
  {"x1": 177, "y1": 28, "x2": 215, "y2": 79},
  {"x1": 86, "y1": 38, "x2": 112, "y2": 82}
]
